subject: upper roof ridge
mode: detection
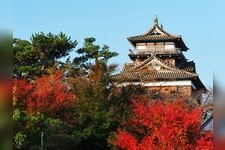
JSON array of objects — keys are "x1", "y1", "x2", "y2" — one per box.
[
  {"x1": 153, "y1": 15, "x2": 158, "y2": 26},
  {"x1": 143, "y1": 16, "x2": 171, "y2": 36},
  {"x1": 127, "y1": 17, "x2": 189, "y2": 51}
]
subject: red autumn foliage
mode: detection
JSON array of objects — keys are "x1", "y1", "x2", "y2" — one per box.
[
  {"x1": 195, "y1": 131, "x2": 213, "y2": 150},
  {"x1": 14, "y1": 71, "x2": 75, "y2": 119},
  {"x1": 14, "y1": 79, "x2": 34, "y2": 101},
  {"x1": 111, "y1": 99, "x2": 213, "y2": 150}
]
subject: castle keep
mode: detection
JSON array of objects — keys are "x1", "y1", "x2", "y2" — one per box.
[{"x1": 113, "y1": 17, "x2": 205, "y2": 97}]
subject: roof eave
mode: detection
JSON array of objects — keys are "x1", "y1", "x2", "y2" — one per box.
[
  {"x1": 176, "y1": 37, "x2": 189, "y2": 51},
  {"x1": 127, "y1": 37, "x2": 136, "y2": 48},
  {"x1": 192, "y1": 77, "x2": 207, "y2": 91}
]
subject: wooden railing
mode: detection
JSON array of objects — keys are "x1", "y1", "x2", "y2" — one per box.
[{"x1": 129, "y1": 48, "x2": 182, "y2": 55}]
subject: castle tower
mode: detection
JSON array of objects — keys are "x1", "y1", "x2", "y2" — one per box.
[{"x1": 113, "y1": 17, "x2": 205, "y2": 97}]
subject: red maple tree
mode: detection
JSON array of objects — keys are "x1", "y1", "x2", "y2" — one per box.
[
  {"x1": 14, "y1": 71, "x2": 75, "y2": 120},
  {"x1": 111, "y1": 98, "x2": 213, "y2": 150}
]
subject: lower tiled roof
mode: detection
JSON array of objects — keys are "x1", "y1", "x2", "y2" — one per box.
[
  {"x1": 112, "y1": 70, "x2": 197, "y2": 81},
  {"x1": 122, "y1": 63, "x2": 134, "y2": 72},
  {"x1": 112, "y1": 56, "x2": 205, "y2": 90}
]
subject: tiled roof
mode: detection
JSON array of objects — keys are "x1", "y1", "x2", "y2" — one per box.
[
  {"x1": 125, "y1": 56, "x2": 178, "y2": 72},
  {"x1": 155, "y1": 57, "x2": 178, "y2": 69},
  {"x1": 112, "y1": 56, "x2": 198, "y2": 81},
  {"x1": 121, "y1": 63, "x2": 134, "y2": 72},
  {"x1": 112, "y1": 17, "x2": 205, "y2": 90},
  {"x1": 127, "y1": 56, "x2": 156, "y2": 72},
  {"x1": 112, "y1": 70, "x2": 197, "y2": 81},
  {"x1": 128, "y1": 34, "x2": 180, "y2": 42},
  {"x1": 127, "y1": 18, "x2": 188, "y2": 51},
  {"x1": 177, "y1": 61, "x2": 196, "y2": 73}
]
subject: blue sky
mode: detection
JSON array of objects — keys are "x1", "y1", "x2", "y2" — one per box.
[
  {"x1": 9, "y1": 0, "x2": 225, "y2": 87},
  {"x1": 0, "y1": 0, "x2": 12, "y2": 31}
]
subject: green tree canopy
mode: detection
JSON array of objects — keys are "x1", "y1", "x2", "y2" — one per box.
[
  {"x1": 72, "y1": 37, "x2": 118, "y2": 76},
  {"x1": 13, "y1": 32, "x2": 77, "y2": 79}
]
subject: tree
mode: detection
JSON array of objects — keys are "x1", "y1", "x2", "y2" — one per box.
[
  {"x1": 14, "y1": 70, "x2": 75, "y2": 121},
  {"x1": 110, "y1": 98, "x2": 213, "y2": 149},
  {"x1": 13, "y1": 32, "x2": 77, "y2": 79},
  {"x1": 56, "y1": 37, "x2": 119, "y2": 149},
  {"x1": 71, "y1": 77, "x2": 115, "y2": 149},
  {"x1": 26, "y1": 71, "x2": 75, "y2": 119},
  {"x1": 13, "y1": 36, "x2": 120, "y2": 149},
  {"x1": 73, "y1": 37, "x2": 118, "y2": 77},
  {"x1": 13, "y1": 71, "x2": 76, "y2": 149}
]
